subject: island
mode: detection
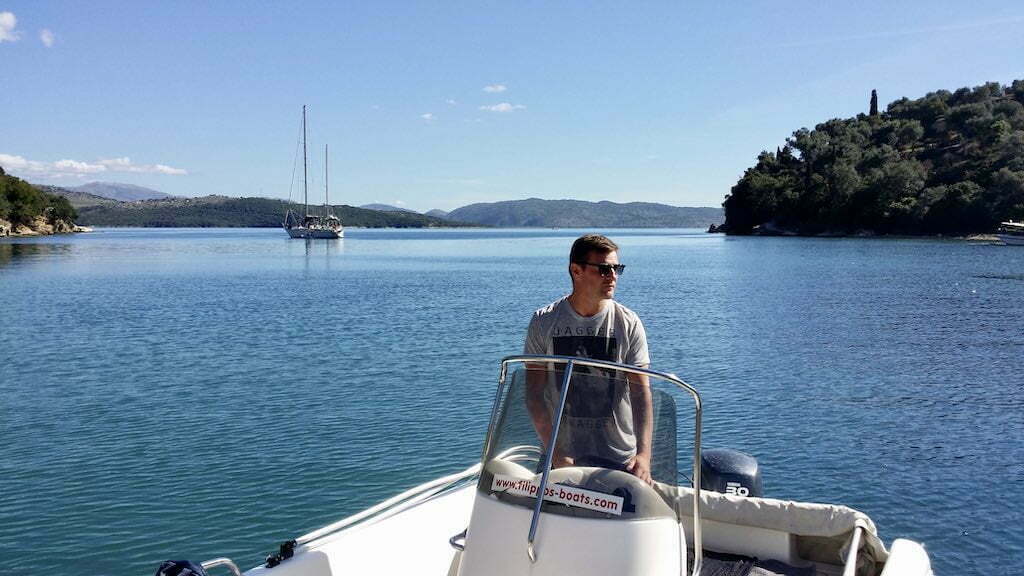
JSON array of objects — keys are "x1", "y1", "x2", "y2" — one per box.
[
  {"x1": 720, "y1": 80, "x2": 1024, "y2": 236},
  {"x1": 0, "y1": 168, "x2": 82, "y2": 237}
]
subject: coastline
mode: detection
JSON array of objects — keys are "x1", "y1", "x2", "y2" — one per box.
[
  {"x1": 711, "y1": 223, "x2": 1006, "y2": 242},
  {"x1": 0, "y1": 217, "x2": 92, "y2": 238}
]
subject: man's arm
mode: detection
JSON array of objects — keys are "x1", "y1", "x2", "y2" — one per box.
[
  {"x1": 525, "y1": 365, "x2": 574, "y2": 468},
  {"x1": 626, "y1": 372, "x2": 654, "y2": 484},
  {"x1": 525, "y1": 365, "x2": 552, "y2": 445}
]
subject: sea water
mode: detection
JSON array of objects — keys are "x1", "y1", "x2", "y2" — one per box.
[{"x1": 1, "y1": 228, "x2": 1021, "y2": 575}]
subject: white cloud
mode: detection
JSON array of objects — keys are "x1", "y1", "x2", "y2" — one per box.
[
  {"x1": 420, "y1": 113, "x2": 435, "y2": 121},
  {"x1": 393, "y1": 200, "x2": 406, "y2": 206},
  {"x1": 0, "y1": 154, "x2": 35, "y2": 171},
  {"x1": 99, "y1": 157, "x2": 188, "y2": 174},
  {"x1": 99, "y1": 157, "x2": 132, "y2": 168},
  {"x1": 153, "y1": 164, "x2": 188, "y2": 175},
  {"x1": 54, "y1": 159, "x2": 106, "y2": 173},
  {"x1": 0, "y1": 153, "x2": 188, "y2": 179},
  {"x1": 445, "y1": 99, "x2": 457, "y2": 105},
  {"x1": 483, "y1": 84, "x2": 507, "y2": 93},
  {"x1": 479, "y1": 102, "x2": 526, "y2": 113},
  {"x1": 39, "y1": 28, "x2": 54, "y2": 47},
  {"x1": 0, "y1": 12, "x2": 20, "y2": 43}
]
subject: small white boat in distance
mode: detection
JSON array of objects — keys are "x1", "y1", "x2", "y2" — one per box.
[
  {"x1": 996, "y1": 220, "x2": 1024, "y2": 245},
  {"x1": 283, "y1": 106, "x2": 343, "y2": 240},
  {"x1": 160, "y1": 356, "x2": 932, "y2": 576}
]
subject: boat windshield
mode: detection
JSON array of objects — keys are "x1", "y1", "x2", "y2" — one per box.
[{"x1": 478, "y1": 356, "x2": 699, "y2": 522}]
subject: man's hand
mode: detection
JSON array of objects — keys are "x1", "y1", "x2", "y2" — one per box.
[
  {"x1": 551, "y1": 453, "x2": 575, "y2": 469},
  {"x1": 626, "y1": 451, "x2": 653, "y2": 485}
]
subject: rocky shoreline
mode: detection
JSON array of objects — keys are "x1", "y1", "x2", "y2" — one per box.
[{"x1": 0, "y1": 217, "x2": 91, "y2": 237}]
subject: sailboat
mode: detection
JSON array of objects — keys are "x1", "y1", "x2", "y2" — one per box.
[{"x1": 284, "y1": 106, "x2": 344, "y2": 239}]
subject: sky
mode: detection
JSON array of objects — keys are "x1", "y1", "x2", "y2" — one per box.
[{"x1": 2, "y1": 2, "x2": 1023, "y2": 212}]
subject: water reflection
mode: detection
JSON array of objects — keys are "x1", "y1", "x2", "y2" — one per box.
[
  {"x1": 303, "y1": 237, "x2": 344, "y2": 272},
  {"x1": 0, "y1": 242, "x2": 74, "y2": 268}
]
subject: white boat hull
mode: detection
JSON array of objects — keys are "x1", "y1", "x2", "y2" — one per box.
[
  {"x1": 997, "y1": 233, "x2": 1024, "y2": 245},
  {"x1": 236, "y1": 478, "x2": 933, "y2": 576},
  {"x1": 246, "y1": 484, "x2": 475, "y2": 576},
  {"x1": 170, "y1": 356, "x2": 933, "y2": 576},
  {"x1": 285, "y1": 226, "x2": 344, "y2": 239}
]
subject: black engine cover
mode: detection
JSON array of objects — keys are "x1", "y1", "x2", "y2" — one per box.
[{"x1": 700, "y1": 448, "x2": 763, "y2": 497}]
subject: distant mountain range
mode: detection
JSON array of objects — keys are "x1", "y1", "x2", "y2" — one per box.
[
  {"x1": 34, "y1": 185, "x2": 122, "y2": 209},
  {"x1": 70, "y1": 182, "x2": 175, "y2": 202},
  {"x1": 41, "y1": 181, "x2": 723, "y2": 228},
  {"x1": 359, "y1": 203, "x2": 419, "y2": 213},
  {"x1": 445, "y1": 199, "x2": 722, "y2": 228},
  {"x1": 362, "y1": 199, "x2": 721, "y2": 227},
  {"x1": 41, "y1": 190, "x2": 461, "y2": 228}
]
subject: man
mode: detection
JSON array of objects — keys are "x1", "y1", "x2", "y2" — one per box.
[{"x1": 524, "y1": 234, "x2": 654, "y2": 484}]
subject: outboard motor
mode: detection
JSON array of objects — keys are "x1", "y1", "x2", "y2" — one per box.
[{"x1": 700, "y1": 448, "x2": 763, "y2": 497}]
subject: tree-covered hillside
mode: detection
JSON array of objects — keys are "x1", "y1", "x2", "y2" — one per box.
[
  {"x1": 72, "y1": 195, "x2": 465, "y2": 228},
  {"x1": 447, "y1": 198, "x2": 721, "y2": 227},
  {"x1": 723, "y1": 80, "x2": 1024, "y2": 235},
  {"x1": 0, "y1": 167, "x2": 78, "y2": 230}
]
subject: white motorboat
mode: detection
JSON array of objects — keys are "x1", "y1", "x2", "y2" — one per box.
[
  {"x1": 160, "y1": 356, "x2": 932, "y2": 576},
  {"x1": 996, "y1": 220, "x2": 1024, "y2": 246},
  {"x1": 283, "y1": 106, "x2": 344, "y2": 240}
]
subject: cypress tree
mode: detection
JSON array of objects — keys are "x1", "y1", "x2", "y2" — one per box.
[{"x1": 870, "y1": 89, "x2": 879, "y2": 116}]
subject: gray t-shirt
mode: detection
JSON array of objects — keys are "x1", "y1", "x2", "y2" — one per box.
[
  {"x1": 524, "y1": 297, "x2": 649, "y2": 465},
  {"x1": 524, "y1": 296, "x2": 649, "y2": 366}
]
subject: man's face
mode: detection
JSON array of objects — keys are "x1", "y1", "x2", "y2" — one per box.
[{"x1": 572, "y1": 250, "x2": 620, "y2": 300}]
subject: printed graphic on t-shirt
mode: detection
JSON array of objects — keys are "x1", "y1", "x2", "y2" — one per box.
[
  {"x1": 553, "y1": 335, "x2": 619, "y2": 418},
  {"x1": 553, "y1": 335, "x2": 617, "y2": 361}
]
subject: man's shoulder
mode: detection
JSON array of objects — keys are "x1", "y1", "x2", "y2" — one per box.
[
  {"x1": 532, "y1": 296, "x2": 568, "y2": 319},
  {"x1": 610, "y1": 300, "x2": 643, "y2": 324}
]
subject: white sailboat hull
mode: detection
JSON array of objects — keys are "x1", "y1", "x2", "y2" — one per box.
[{"x1": 285, "y1": 226, "x2": 344, "y2": 239}]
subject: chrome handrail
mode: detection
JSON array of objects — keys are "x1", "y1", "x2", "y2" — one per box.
[
  {"x1": 497, "y1": 354, "x2": 703, "y2": 576},
  {"x1": 296, "y1": 464, "x2": 481, "y2": 547},
  {"x1": 527, "y1": 359, "x2": 575, "y2": 563},
  {"x1": 201, "y1": 558, "x2": 243, "y2": 576},
  {"x1": 841, "y1": 525, "x2": 864, "y2": 576},
  {"x1": 292, "y1": 445, "x2": 538, "y2": 551}
]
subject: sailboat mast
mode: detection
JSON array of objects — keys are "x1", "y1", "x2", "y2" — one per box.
[
  {"x1": 325, "y1": 144, "x2": 329, "y2": 208},
  {"x1": 302, "y1": 105, "x2": 308, "y2": 216}
]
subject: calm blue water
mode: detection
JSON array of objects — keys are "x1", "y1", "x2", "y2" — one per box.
[{"x1": 1, "y1": 228, "x2": 1021, "y2": 575}]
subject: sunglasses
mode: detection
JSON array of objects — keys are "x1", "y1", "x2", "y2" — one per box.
[{"x1": 577, "y1": 261, "x2": 626, "y2": 277}]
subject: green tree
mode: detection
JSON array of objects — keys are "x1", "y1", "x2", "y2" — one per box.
[
  {"x1": 47, "y1": 195, "x2": 78, "y2": 224},
  {"x1": 0, "y1": 189, "x2": 9, "y2": 222},
  {"x1": 987, "y1": 168, "x2": 1024, "y2": 220},
  {"x1": 722, "y1": 78, "x2": 1024, "y2": 235}
]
